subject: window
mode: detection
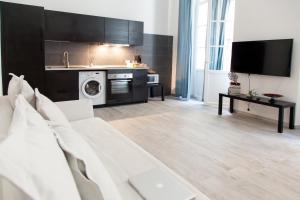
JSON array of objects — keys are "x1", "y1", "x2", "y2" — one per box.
[
  {"x1": 209, "y1": 0, "x2": 235, "y2": 71},
  {"x1": 192, "y1": 0, "x2": 209, "y2": 70}
]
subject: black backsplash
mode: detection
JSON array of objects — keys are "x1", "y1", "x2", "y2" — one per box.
[{"x1": 45, "y1": 34, "x2": 173, "y2": 95}]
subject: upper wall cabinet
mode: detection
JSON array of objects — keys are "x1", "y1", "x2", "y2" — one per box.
[
  {"x1": 45, "y1": 10, "x2": 104, "y2": 42},
  {"x1": 129, "y1": 21, "x2": 144, "y2": 46},
  {"x1": 44, "y1": 10, "x2": 143, "y2": 45},
  {"x1": 0, "y1": 2, "x2": 45, "y2": 94},
  {"x1": 104, "y1": 18, "x2": 129, "y2": 44},
  {"x1": 104, "y1": 18, "x2": 144, "y2": 45}
]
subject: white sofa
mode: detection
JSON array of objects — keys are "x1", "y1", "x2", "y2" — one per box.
[{"x1": 0, "y1": 96, "x2": 209, "y2": 200}]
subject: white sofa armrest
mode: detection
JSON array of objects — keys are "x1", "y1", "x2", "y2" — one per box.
[{"x1": 55, "y1": 99, "x2": 94, "y2": 122}]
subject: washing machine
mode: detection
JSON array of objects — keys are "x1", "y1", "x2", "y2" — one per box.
[{"x1": 79, "y1": 71, "x2": 106, "y2": 106}]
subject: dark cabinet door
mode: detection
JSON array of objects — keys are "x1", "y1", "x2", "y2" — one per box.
[
  {"x1": 104, "y1": 18, "x2": 129, "y2": 44},
  {"x1": 45, "y1": 10, "x2": 105, "y2": 42},
  {"x1": 129, "y1": 21, "x2": 144, "y2": 46},
  {"x1": 133, "y1": 69, "x2": 148, "y2": 102},
  {"x1": 45, "y1": 10, "x2": 76, "y2": 41},
  {"x1": 1, "y1": 2, "x2": 45, "y2": 94},
  {"x1": 45, "y1": 71, "x2": 79, "y2": 102},
  {"x1": 74, "y1": 15, "x2": 104, "y2": 42}
]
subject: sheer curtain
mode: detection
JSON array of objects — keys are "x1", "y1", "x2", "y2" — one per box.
[
  {"x1": 209, "y1": 0, "x2": 231, "y2": 70},
  {"x1": 175, "y1": 0, "x2": 193, "y2": 100}
]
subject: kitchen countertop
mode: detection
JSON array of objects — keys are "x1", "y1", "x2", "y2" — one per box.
[{"x1": 45, "y1": 65, "x2": 149, "y2": 71}]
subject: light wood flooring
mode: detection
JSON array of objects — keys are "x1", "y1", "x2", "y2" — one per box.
[{"x1": 94, "y1": 97, "x2": 300, "y2": 200}]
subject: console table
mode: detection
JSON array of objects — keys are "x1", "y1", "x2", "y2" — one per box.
[{"x1": 218, "y1": 93, "x2": 296, "y2": 133}]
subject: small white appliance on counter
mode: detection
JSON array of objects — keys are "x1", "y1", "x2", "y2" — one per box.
[
  {"x1": 79, "y1": 71, "x2": 106, "y2": 106},
  {"x1": 147, "y1": 74, "x2": 159, "y2": 84}
]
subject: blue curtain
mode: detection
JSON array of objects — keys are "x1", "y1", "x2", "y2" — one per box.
[
  {"x1": 175, "y1": 0, "x2": 193, "y2": 100},
  {"x1": 210, "y1": 0, "x2": 231, "y2": 70}
]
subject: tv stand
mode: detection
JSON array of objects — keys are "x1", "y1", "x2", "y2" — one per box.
[{"x1": 218, "y1": 93, "x2": 296, "y2": 133}]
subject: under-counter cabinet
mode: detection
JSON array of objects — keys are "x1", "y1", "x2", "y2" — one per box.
[
  {"x1": 0, "y1": 2, "x2": 45, "y2": 94},
  {"x1": 45, "y1": 71, "x2": 79, "y2": 102},
  {"x1": 132, "y1": 69, "x2": 148, "y2": 102},
  {"x1": 45, "y1": 10, "x2": 105, "y2": 42}
]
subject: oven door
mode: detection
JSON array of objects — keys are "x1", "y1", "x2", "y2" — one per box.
[{"x1": 107, "y1": 79, "x2": 133, "y2": 104}]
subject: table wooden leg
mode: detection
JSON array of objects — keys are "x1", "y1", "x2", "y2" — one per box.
[
  {"x1": 278, "y1": 107, "x2": 284, "y2": 133},
  {"x1": 150, "y1": 86, "x2": 154, "y2": 98},
  {"x1": 289, "y1": 106, "x2": 295, "y2": 129},
  {"x1": 230, "y1": 98, "x2": 234, "y2": 113},
  {"x1": 218, "y1": 94, "x2": 223, "y2": 115}
]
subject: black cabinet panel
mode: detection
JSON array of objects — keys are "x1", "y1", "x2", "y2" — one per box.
[
  {"x1": 45, "y1": 10, "x2": 76, "y2": 41},
  {"x1": 129, "y1": 21, "x2": 144, "y2": 46},
  {"x1": 45, "y1": 11, "x2": 143, "y2": 45},
  {"x1": 75, "y1": 15, "x2": 104, "y2": 42},
  {"x1": 45, "y1": 10, "x2": 104, "y2": 42},
  {"x1": 45, "y1": 71, "x2": 79, "y2": 102},
  {"x1": 133, "y1": 69, "x2": 148, "y2": 102},
  {"x1": 104, "y1": 18, "x2": 129, "y2": 44},
  {"x1": 1, "y1": 2, "x2": 45, "y2": 94}
]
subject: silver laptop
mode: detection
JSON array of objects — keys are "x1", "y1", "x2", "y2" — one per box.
[{"x1": 129, "y1": 168, "x2": 196, "y2": 200}]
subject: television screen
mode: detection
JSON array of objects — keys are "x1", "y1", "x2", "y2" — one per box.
[{"x1": 230, "y1": 39, "x2": 293, "y2": 77}]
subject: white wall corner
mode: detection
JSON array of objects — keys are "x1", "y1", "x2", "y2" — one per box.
[{"x1": 168, "y1": 0, "x2": 179, "y2": 94}]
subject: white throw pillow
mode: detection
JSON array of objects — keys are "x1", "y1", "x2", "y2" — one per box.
[
  {"x1": 0, "y1": 95, "x2": 81, "y2": 200},
  {"x1": 35, "y1": 88, "x2": 71, "y2": 128},
  {"x1": 7, "y1": 73, "x2": 35, "y2": 108},
  {"x1": 51, "y1": 124, "x2": 123, "y2": 200}
]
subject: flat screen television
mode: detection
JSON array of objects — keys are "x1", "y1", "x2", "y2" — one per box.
[{"x1": 230, "y1": 39, "x2": 293, "y2": 77}]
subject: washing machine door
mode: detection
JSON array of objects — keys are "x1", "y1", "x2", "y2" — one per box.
[{"x1": 81, "y1": 78, "x2": 102, "y2": 98}]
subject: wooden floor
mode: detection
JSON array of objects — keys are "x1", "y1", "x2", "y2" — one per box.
[{"x1": 95, "y1": 98, "x2": 300, "y2": 200}]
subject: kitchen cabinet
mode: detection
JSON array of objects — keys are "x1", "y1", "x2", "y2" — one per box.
[
  {"x1": 45, "y1": 10, "x2": 105, "y2": 42},
  {"x1": 129, "y1": 21, "x2": 144, "y2": 46},
  {"x1": 45, "y1": 71, "x2": 79, "y2": 102},
  {"x1": 132, "y1": 69, "x2": 148, "y2": 103},
  {"x1": 45, "y1": 10, "x2": 143, "y2": 45},
  {"x1": 0, "y1": 2, "x2": 45, "y2": 94},
  {"x1": 104, "y1": 18, "x2": 129, "y2": 44}
]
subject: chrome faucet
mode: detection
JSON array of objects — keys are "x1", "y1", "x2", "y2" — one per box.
[{"x1": 63, "y1": 51, "x2": 70, "y2": 68}]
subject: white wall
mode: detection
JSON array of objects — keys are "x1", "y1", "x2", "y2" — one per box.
[
  {"x1": 168, "y1": 0, "x2": 179, "y2": 93},
  {"x1": 233, "y1": 0, "x2": 300, "y2": 125},
  {"x1": 0, "y1": 15, "x2": 2, "y2": 96}
]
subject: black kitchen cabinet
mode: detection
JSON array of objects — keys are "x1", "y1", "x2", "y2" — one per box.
[
  {"x1": 1, "y1": 2, "x2": 45, "y2": 94},
  {"x1": 133, "y1": 69, "x2": 148, "y2": 102},
  {"x1": 45, "y1": 71, "x2": 79, "y2": 102},
  {"x1": 45, "y1": 10, "x2": 143, "y2": 45},
  {"x1": 129, "y1": 21, "x2": 144, "y2": 46},
  {"x1": 45, "y1": 10, "x2": 105, "y2": 42},
  {"x1": 104, "y1": 18, "x2": 129, "y2": 44}
]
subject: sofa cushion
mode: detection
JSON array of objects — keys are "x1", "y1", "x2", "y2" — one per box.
[
  {"x1": 51, "y1": 124, "x2": 122, "y2": 200},
  {"x1": 0, "y1": 175, "x2": 32, "y2": 200},
  {"x1": 0, "y1": 96, "x2": 13, "y2": 142},
  {"x1": 0, "y1": 95, "x2": 81, "y2": 200},
  {"x1": 35, "y1": 89, "x2": 71, "y2": 128},
  {"x1": 7, "y1": 73, "x2": 35, "y2": 108}
]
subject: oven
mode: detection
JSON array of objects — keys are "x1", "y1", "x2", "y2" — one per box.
[{"x1": 107, "y1": 72, "x2": 133, "y2": 105}]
